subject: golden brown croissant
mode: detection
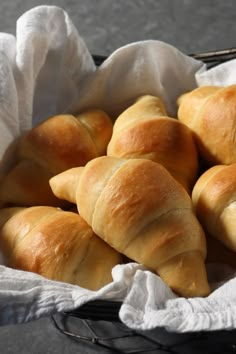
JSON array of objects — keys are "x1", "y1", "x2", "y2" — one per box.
[
  {"x1": 192, "y1": 163, "x2": 236, "y2": 253},
  {"x1": 0, "y1": 160, "x2": 63, "y2": 208},
  {"x1": 0, "y1": 109, "x2": 113, "y2": 207},
  {"x1": 177, "y1": 85, "x2": 236, "y2": 166},
  {"x1": 0, "y1": 206, "x2": 122, "y2": 290},
  {"x1": 107, "y1": 95, "x2": 199, "y2": 193},
  {"x1": 50, "y1": 156, "x2": 210, "y2": 298}
]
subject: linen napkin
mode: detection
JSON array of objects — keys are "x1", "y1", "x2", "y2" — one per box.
[{"x1": 0, "y1": 5, "x2": 236, "y2": 333}]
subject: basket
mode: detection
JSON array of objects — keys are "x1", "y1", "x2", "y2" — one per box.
[{"x1": 52, "y1": 48, "x2": 236, "y2": 354}]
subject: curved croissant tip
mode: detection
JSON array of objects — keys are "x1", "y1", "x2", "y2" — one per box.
[
  {"x1": 157, "y1": 251, "x2": 210, "y2": 298},
  {"x1": 176, "y1": 92, "x2": 189, "y2": 107},
  {"x1": 49, "y1": 167, "x2": 84, "y2": 204}
]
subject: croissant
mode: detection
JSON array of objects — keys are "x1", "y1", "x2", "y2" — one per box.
[
  {"x1": 192, "y1": 163, "x2": 236, "y2": 253},
  {"x1": 177, "y1": 85, "x2": 236, "y2": 166},
  {"x1": 0, "y1": 160, "x2": 63, "y2": 208},
  {"x1": 0, "y1": 109, "x2": 113, "y2": 207},
  {"x1": 49, "y1": 156, "x2": 210, "y2": 298},
  {"x1": 107, "y1": 95, "x2": 199, "y2": 193},
  {"x1": 0, "y1": 206, "x2": 122, "y2": 290}
]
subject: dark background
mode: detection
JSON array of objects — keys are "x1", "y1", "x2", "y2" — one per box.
[
  {"x1": 0, "y1": 0, "x2": 235, "y2": 56},
  {"x1": 0, "y1": 1, "x2": 236, "y2": 353}
]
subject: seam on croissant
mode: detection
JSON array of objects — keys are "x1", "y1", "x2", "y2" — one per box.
[
  {"x1": 114, "y1": 115, "x2": 171, "y2": 133},
  {"x1": 77, "y1": 116, "x2": 100, "y2": 155},
  {"x1": 122, "y1": 207, "x2": 191, "y2": 251},
  {"x1": 91, "y1": 159, "x2": 127, "y2": 229},
  {"x1": 6, "y1": 208, "x2": 62, "y2": 253}
]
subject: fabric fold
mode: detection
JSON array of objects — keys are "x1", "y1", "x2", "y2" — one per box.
[{"x1": 0, "y1": 5, "x2": 236, "y2": 333}]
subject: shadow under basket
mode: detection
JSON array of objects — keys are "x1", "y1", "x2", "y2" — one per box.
[{"x1": 53, "y1": 48, "x2": 236, "y2": 354}]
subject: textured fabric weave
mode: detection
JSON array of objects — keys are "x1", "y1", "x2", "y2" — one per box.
[{"x1": 1, "y1": 5, "x2": 236, "y2": 333}]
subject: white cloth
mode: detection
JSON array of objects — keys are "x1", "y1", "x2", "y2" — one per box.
[{"x1": 0, "y1": 5, "x2": 236, "y2": 333}]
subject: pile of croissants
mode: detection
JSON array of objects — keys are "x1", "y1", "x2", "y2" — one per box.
[{"x1": 1, "y1": 84, "x2": 236, "y2": 298}]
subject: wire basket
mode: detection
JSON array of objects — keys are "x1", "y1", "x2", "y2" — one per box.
[
  {"x1": 53, "y1": 48, "x2": 236, "y2": 354},
  {"x1": 51, "y1": 312, "x2": 236, "y2": 354}
]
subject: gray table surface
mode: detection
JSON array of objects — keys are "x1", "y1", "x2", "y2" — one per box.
[
  {"x1": 0, "y1": 0, "x2": 236, "y2": 56},
  {"x1": 0, "y1": 1, "x2": 236, "y2": 353}
]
